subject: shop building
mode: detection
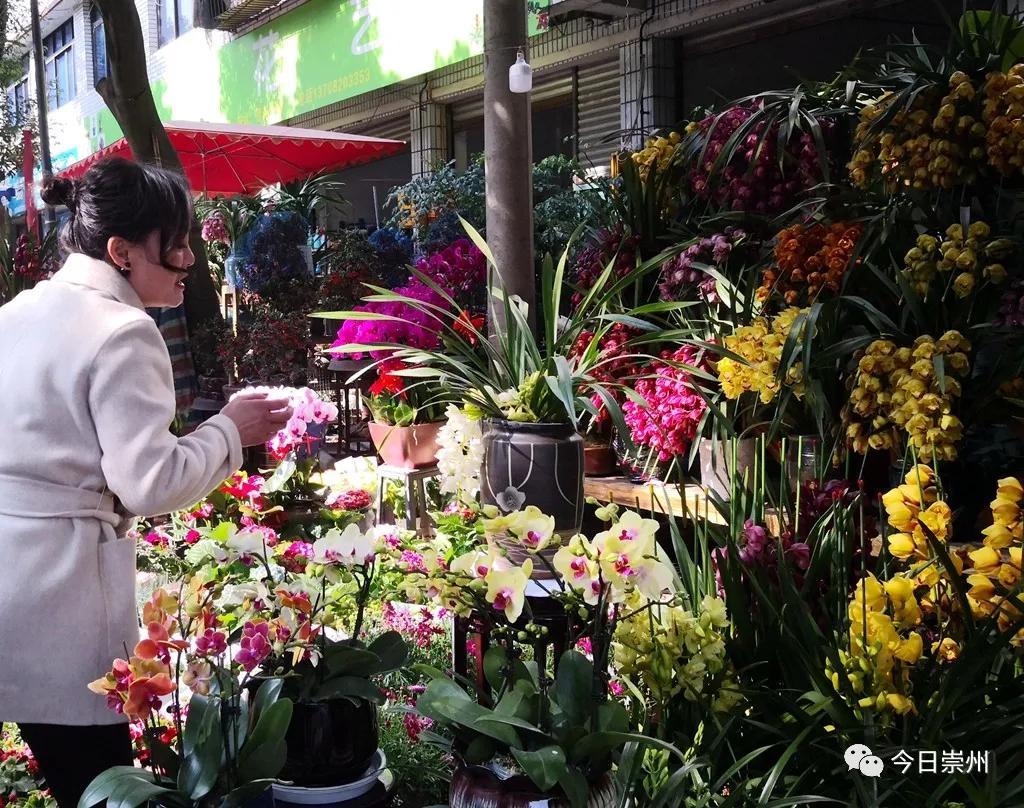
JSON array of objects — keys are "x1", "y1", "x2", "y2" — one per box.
[{"x1": 6, "y1": 0, "x2": 950, "y2": 224}]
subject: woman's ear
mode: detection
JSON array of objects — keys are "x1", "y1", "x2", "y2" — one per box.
[{"x1": 106, "y1": 236, "x2": 131, "y2": 270}]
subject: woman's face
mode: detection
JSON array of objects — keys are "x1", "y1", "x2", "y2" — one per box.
[{"x1": 110, "y1": 230, "x2": 195, "y2": 308}]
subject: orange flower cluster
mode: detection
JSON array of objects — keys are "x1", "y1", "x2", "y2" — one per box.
[{"x1": 759, "y1": 222, "x2": 864, "y2": 305}]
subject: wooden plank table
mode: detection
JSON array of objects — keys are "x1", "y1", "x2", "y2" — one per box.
[{"x1": 583, "y1": 475, "x2": 726, "y2": 524}]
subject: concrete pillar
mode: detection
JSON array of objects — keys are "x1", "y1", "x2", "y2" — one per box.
[
  {"x1": 484, "y1": 0, "x2": 534, "y2": 333},
  {"x1": 619, "y1": 36, "x2": 677, "y2": 150},
  {"x1": 409, "y1": 102, "x2": 449, "y2": 178}
]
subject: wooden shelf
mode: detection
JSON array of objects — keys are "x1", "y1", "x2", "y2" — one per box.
[{"x1": 583, "y1": 476, "x2": 725, "y2": 524}]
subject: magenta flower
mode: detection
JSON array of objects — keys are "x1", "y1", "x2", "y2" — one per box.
[
  {"x1": 234, "y1": 622, "x2": 272, "y2": 672},
  {"x1": 194, "y1": 629, "x2": 228, "y2": 657},
  {"x1": 332, "y1": 281, "x2": 450, "y2": 360},
  {"x1": 623, "y1": 345, "x2": 708, "y2": 461}
]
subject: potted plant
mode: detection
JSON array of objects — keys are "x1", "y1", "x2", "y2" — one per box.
[
  {"x1": 363, "y1": 359, "x2": 447, "y2": 469},
  {"x1": 328, "y1": 222, "x2": 669, "y2": 541},
  {"x1": 386, "y1": 504, "x2": 685, "y2": 807},
  {"x1": 82, "y1": 587, "x2": 292, "y2": 808},
  {"x1": 149, "y1": 503, "x2": 409, "y2": 794}
]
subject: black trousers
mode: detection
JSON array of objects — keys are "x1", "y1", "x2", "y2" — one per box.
[{"x1": 17, "y1": 722, "x2": 133, "y2": 808}]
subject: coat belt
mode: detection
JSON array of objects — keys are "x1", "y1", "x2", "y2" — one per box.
[{"x1": 0, "y1": 473, "x2": 121, "y2": 527}]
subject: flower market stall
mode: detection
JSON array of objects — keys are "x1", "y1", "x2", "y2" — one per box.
[{"x1": 6, "y1": 9, "x2": 1022, "y2": 808}]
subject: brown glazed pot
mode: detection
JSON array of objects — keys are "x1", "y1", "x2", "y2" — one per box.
[
  {"x1": 368, "y1": 421, "x2": 442, "y2": 469},
  {"x1": 449, "y1": 765, "x2": 616, "y2": 808},
  {"x1": 583, "y1": 442, "x2": 617, "y2": 476},
  {"x1": 480, "y1": 420, "x2": 584, "y2": 535}
]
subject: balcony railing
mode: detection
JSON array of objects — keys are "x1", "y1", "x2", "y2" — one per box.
[
  {"x1": 197, "y1": 0, "x2": 309, "y2": 33},
  {"x1": 548, "y1": 0, "x2": 649, "y2": 24}
]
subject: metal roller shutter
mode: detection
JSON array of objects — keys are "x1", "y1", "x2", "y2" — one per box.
[
  {"x1": 577, "y1": 61, "x2": 620, "y2": 170},
  {"x1": 450, "y1": 70, "x2": 574, "y2": 126},
  {"x1": 346, "y1": 114, "x2": 411, "y2": 143}
]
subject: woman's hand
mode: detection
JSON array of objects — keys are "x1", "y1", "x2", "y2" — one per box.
[{"x1": 220, "y1": 392, "x2": 294, "y2": 447}]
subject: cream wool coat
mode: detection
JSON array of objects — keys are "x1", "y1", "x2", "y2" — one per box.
[{"x1": 0, "y1": 253, "x2": 242, "y2": 725}]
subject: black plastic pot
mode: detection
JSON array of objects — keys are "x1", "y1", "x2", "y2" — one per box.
[
  {"x1": 280, "y1": 697, "x2": 380, "y2": 786},
  {"x1": 480, "y1": 419, "x2": 583, "y2": 534}
]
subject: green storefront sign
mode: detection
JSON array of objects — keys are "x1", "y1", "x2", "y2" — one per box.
[{"x1": 86, "y1": 0, "x2": 546, "y2": 152}]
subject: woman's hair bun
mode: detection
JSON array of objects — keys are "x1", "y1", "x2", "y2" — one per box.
[{"x1": 40, "y1": 174, "x2": 77, "y2": 210}]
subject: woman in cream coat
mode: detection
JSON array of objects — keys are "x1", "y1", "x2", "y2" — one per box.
[{"x1": 0, "y1": 158, "x2": 291, "y2": 806}]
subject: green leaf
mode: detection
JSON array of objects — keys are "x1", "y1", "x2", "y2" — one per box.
[
  {"x1": 464, "y1": 735, "x2": 497, "y2": 765},
  {"x1": 367, "y1": 630, "x2": 409, "y2": 672},
  {"x1": 240, "y1": 698, "x2": 293, "y2": 772},
  {"x1": 324, "y1": 645, "x2": 382, "y2": 677},
  {"x1": 106, "y1": 776, "x2": 175, "y2": 808},
  {"x1": 557, "y1": 767, "x2": 590, "y2": 808},
  {"x1": 554, "y1": 650, "x2": 592, "y2": 726},
  {"x1": 179, "y1": 713, "x2": 222, "y2": 800},
  {"x1": 512, "y1": 745, "x2": 566, "y2": 791},
  {"x1": 252, "y1": 677, "x2": 283, "y2": 721},
  {"x1": 78, "y1": 768, "x2": 161, "y2": 808},
  {"x1": 221, "y1": 782, "x2": 276, "y2": 808},
  {"x1": 314, "y1": 675, "x2": 385, "y2": 704},
  {"x1": 182, "y1": 692, "x2": 214, "y2": 756},
  {"x1": 237, "y1": 738, "x2": 288, "y2": 784}
]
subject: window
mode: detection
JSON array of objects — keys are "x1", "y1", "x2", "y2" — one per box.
[
  {"x1": 91, "y1": 6, "x2": 107, "y2": 83},
  {"x1": 157, "y1": 0, "x2": 194, "y2": 48},
  {"x1": 5, "y1": 55, "x2": 30, "y2": 124},
  {"x1": 43, "y1": 19, "x2": 76, "y2": 109}
]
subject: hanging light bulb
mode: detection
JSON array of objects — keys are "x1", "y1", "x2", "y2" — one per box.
[{"x1": 508, "y1": 49, "x2": 532, "y2": 93}]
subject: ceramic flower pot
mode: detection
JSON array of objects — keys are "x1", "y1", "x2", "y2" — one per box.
[
  {"x1": 698, "y1": 437, "x2": 757, "y2": 501},
  {"x1": 449, "y1": 764, "x2": 616, "y2": 808},
  {"x1": 280, "y1": 697, "x2": 380, "y2": 787},
  {"x1": 368, "y1": 421, "x2": 442, "y2": 469},
  {"x1": 583, "y1": 440, "x2": 617, "y2": 476},
  {"x1": 481, "y1": 419, "x2": 584, "y2": 536}
]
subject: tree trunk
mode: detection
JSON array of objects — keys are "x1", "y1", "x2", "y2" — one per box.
[{"x1": 93, "y1": 0, "x2": 221, "y2": 330}]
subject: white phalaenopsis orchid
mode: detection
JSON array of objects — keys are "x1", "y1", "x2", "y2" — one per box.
[{"x1": 312, "y1": 524, "x2": 376, "y2": 566}]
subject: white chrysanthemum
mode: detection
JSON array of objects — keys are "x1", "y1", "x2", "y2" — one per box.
[{"x1": 436, "y1": 405, "x2": 484, "y2": 500}]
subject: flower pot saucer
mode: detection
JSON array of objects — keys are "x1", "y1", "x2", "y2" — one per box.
[{"x1": 273, "y1": 750, "x2": 391, "y2": 805}]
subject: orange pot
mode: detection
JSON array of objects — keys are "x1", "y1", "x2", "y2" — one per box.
[{"x1": 368, "y1": 421, "x2": 443, "y2": 469}]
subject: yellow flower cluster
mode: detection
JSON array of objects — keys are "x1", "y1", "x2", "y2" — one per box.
[
  {"x1": 631, "y1": 131, "x2": 682, "y2": 183},
  {"x1": 849, "y1": 72, "x2": 985, "y2": 190},
  {"x1": 717, "y1": 307, "x2": 808, "y2": 404},
  {"x1": 981, "y1": 64, "x2": 1024, "y2": 177},
  {"x1": 844, "y1": 332, "x2": 971, "y2": 461},
  {"x1": 613, "y1": 593, "x2": 741, "y2": 712},
  {"x1": 902, "y1": 222, "x2": 1012, "y2": 297},
  {"x1": 967, "y1": 477, "x2": 1024, "y2": 645},
  {"x1": 882, "y1": 464, "x2": 954, "y2": 563},
  {"x1": 826, "y1": 572, "x2": 924, "y2": 717},
  {"x1": 832, "y1": 470, "x2": 1024, "y2": 717}
]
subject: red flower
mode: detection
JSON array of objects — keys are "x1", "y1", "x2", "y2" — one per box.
[
  {"x1": 453, "y1": 310, "x2": 485, "y2": 345},
  {"x1": 370, "y1": 359, "x2": 407, "y2": 398}
]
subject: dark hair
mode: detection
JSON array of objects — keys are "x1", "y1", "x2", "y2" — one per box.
[{"x1": 40, "y1": 158, "x2": 193, "y2": 261}]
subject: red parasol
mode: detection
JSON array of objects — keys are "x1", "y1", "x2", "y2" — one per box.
[{"x1": 59, "y1": 121, "x2": 406, "y2": 197}]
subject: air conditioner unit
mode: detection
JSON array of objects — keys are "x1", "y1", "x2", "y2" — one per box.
[{"x1": 547, "y1": 0, "x2": 648, "y2": 24}]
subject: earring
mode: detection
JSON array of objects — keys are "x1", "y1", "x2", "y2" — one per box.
[{"x1": 118, "y1": 259, "x2": 131, "y2": 278}]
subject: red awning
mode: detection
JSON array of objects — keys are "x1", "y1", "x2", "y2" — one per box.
[{"x1": 59, "y1": 121, "x2": 407, "y2": 197}]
